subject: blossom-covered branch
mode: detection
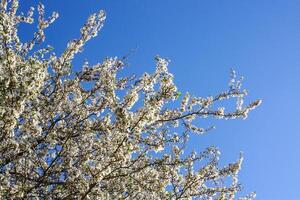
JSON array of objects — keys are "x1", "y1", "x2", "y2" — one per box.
[{"x1": 0, "y1": 1, "x2": 261, "y2": 199}]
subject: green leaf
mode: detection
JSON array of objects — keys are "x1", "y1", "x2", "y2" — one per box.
[{"x1": 175, "y1": 91, "x2": 182, "y2": 98}]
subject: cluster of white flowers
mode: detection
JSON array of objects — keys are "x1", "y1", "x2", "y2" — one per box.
[{"x1": 0, "y1": 1, "x2": 261, "y2": 199}]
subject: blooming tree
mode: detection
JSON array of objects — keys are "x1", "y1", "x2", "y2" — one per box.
[{"x1": 0, "y1": 1, "x2": 261, "y2": 199}]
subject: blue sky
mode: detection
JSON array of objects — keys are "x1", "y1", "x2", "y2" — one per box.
[{"x1": 20, "y1": 1, "x2": 300, "y2": 199}]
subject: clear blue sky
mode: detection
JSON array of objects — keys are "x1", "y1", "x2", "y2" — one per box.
[{"x1": 20, "y1": 1, "x2": 300, "y2": 199}]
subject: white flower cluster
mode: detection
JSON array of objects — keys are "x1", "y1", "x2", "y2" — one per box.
[{"x1": 0, "y1": 1, "x2": 261, "y2": 199}]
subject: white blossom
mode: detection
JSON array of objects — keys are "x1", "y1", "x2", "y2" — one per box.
[{"x1": 0, "y1": 1, "x2": 261, "y2": 199}]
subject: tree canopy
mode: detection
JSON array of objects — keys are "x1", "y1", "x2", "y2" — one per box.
[{"x1": 0, "y1": 1, "x2": 261, "y2": 199}]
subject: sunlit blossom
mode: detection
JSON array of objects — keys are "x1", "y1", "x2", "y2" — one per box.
[{"x1": 0, "y1": 1, "x2": 261, "y2": 199}]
